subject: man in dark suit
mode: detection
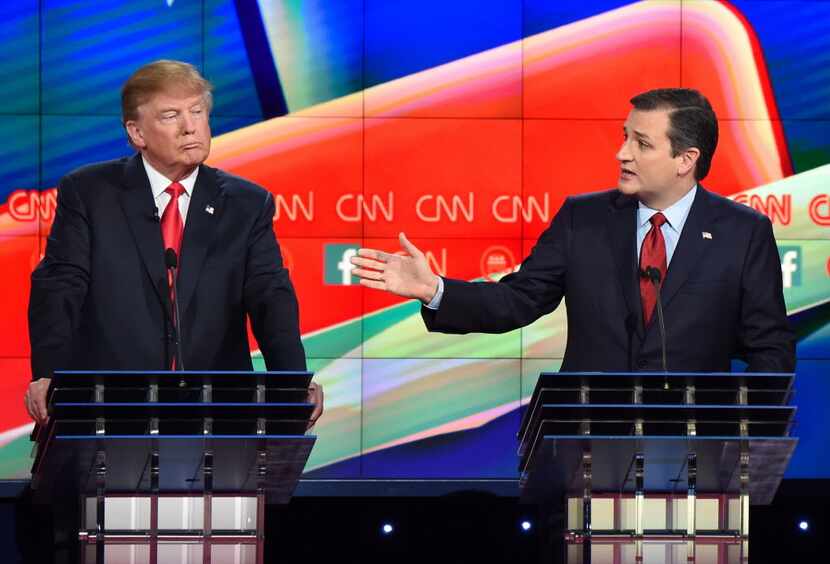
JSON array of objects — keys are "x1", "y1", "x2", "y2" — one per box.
[
  {"x1": 351, "y1": 88, "x2": 795, "y2": 372},
  {"x1": 24, "y1": 60, "x2": 323, "y2": 423}
]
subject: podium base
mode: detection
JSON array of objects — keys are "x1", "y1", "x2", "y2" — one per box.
[{"x1": 79, "y1": 494, "x2": 265, "y2": 564}]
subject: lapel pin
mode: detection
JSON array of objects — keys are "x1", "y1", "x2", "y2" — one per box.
[
  {"x1": 205, "y1": 205, "x2": 215, "y2": 215},
  {"x1": 702, "y1": 231, "x2": 712, "y2": 240}
]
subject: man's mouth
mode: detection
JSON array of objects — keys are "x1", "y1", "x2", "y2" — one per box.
[
  {"x1": 620, "y1": 168, "x2": 637, "y2": 179},
  {"x1": 181, "y1": 143, "x2": 201, "y2": 150}
]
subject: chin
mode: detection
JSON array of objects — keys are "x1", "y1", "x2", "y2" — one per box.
[
  {"x1": 184, "y1": 151, "x2": 208, "y2": 166},
  {"x1": 617, "y1": 182, "x2": 640, "y2": 196}
]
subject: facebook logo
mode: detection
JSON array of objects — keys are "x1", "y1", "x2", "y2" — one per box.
[
  {"x1": 324, "y1": 244, "x2": 360, "y2": 285},
  {"x1": 778, "y1": 246, "x2": 801, "y2": 289}
]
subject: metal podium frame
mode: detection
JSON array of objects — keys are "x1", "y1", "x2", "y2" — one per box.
[
  {"x1": 30, "y1": 370, "x2": 317, "y2": 564},
  {"x1": 518, "y1": 372, "x2": 797, "y2": 564}
]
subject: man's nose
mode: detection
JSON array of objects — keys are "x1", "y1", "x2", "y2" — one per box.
[
  {"x1": 180, "y1": 113, "x2": 196, "y2": 134},
  {"x1": 616, "y1": 141, "x2": 631, "y2": 162}
]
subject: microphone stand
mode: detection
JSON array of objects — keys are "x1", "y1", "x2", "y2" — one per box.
[
  {"x1": 644, "y1": 267, "x2": 669, "y2": 389},
  {"x1": 165, "y1": 249, "x2": 185, "y2": 374}
]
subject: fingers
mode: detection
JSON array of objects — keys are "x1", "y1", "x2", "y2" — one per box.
[
  {"x1": 33, "y1": 395, "x2": 48, "y2": 424},
  {"x1": 351, "y1": 267, "x2": 384, "y2": 282},
  {"x1": 351, "y1": 255, "x2": 387, "y2": 271},
  {"x1": 306, "y1": 382, "x2": 324, "y2": 431},
  {"x1": 358, "y1": 279, "x2": 387, "y2": 291},
  {"x1": 23, "y1": 391, "x2": 35, "y2": 421},
  {"x1": 351, "y1": 255, "x2": 392, "y2": 285},
  {"x1": 356, "y1": 248, "x2": 392, "y2": 262},
  {"x1": 399, "y1": 232, "x2": 422, "y2": 258},
  {"x1": 24, "y1": 379, "x2": 50, "y2": 424}
]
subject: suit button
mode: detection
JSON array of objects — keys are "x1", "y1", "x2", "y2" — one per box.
[{"x1": 636, "y1": 359, "x2": 648, "y2": 369}]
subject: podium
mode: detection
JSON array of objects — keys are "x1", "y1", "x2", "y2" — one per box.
[
  {"x1": 518, "y1": 372, "x2": 797, "y2": 564},
  {"x1": 30, "y1": 370, "x2": 317, "y2": 564}
]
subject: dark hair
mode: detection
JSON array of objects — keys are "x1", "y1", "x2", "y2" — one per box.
[{"x1": 629, "y1": 88, "x2": 718, "y2": 181}]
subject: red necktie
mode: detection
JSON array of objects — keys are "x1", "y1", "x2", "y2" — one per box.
[
  {"x1": 161, "y1": 182, "x2": 185, "y2": 258},
  {"x1": 639, "y1": 212, "x2": 667, "y2": 327},
  {"x1": 161, "y1": 182, "x2": 185, "y2": 369}
]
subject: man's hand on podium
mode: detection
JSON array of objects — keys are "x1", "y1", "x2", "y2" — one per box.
[
  {"x1": 350, "y1": 232, "x2": 440, "y2": 304},
  {"x1": 307, "y1": 382, "x2": 324, "y2": 430},
  {"x1": 25, "y1": 377, "x2": 51, "y2": 425},
  {"x1": 24, "y1": 377, "x2": 324, "y2": 430}
]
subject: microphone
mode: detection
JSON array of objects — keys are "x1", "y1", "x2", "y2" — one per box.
[
  {"x1": 642, "y1": 266, "x2": 669, "y2": 387},
  {"x1": 164, "y1": 248, "x2": 185, "y2": 372}
]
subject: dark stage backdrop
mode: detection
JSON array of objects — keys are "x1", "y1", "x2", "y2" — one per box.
[{"x1": 1, "y1": 0, "x2": 828, "y2": 482}]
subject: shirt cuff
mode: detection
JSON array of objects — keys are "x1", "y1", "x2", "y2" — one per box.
[{"x1": 424, "y1": 276, "x2": 444, "y2": 310}]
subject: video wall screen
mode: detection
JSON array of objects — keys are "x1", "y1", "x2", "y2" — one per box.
[{"x1": 1, "y1": 0, "x2": 829, "y2": 482}]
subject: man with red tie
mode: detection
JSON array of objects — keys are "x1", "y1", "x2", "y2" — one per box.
[
  {"x1": 25, "y1": 60, "x2": 322, "y2": 423},
  {"x1": 351, "y1": 88, "x2": 795, "y2": 373}
]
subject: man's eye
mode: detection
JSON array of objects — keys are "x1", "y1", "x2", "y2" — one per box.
[
  {"x1": 161, "y1": 113, "x2": 177, "y2": 121},
  {"x1": 638, "y1": 140, "x2": 649, "y2": 149}
]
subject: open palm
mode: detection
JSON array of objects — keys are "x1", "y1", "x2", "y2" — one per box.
[{"x1": 350, "y1": 233, "x2": 439, "y2": 303}]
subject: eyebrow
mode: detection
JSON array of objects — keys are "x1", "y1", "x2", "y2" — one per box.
[
  {"x1": 632, "y1": 129, "x2": 652, "y2": 141},
  {"x1": 622, "y1": 124, "x2": 653, "y2": 141}
]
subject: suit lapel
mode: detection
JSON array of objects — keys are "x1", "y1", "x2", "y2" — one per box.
[
  {"x1": 119, "y1": 155, "x2": 169, "y2": 306},
  {"x1": 177, "y1": 165, "x2": 223, "y2": 317},
  {"x1": 606, "y1": 192, "x2": 644, "y2": 340},
  {"x1": 660, "y1": 186, "x2": 713, "y2": 309}
]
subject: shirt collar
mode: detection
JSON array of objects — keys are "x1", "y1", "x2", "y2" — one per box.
[
  {"x1": 637, "y1": 184, "x2": 698, "y2": 232},
  {"x1": 141, "y1": 155, "x2": 199, "y2": 199}
]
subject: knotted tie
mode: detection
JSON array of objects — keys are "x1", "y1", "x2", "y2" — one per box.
[
  {"x1": 639, "y1": 212, "x2": 667, "y2": 327},
  {"x1": 161, "y1": 182, "x2": 185, "y2": 258}
]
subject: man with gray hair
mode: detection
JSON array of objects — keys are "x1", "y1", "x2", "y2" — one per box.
[{"x1": 25, "y1": 60, "x2": 322, "y2": 424}]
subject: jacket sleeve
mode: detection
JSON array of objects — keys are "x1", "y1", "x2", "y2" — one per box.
[
  {"x1": 421, "y1": 197, "x2": 573, "y2": 334},
  {"x1": 737, "y1": 215, "x2": 796, "y2": 372},
  {"x1": 28, "y1": 174, "x2": 91, "y2": 379},
  {"x1": 243, "y1": 192, "x2": 307, "y2": 371}
]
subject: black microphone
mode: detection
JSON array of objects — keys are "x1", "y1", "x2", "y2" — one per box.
[
  {"x1": 642, "y1": 266, "x2": 669, "y2": 386},
  {"x1": 164, "y1": 248, "x2": 185, "y2": 372}
]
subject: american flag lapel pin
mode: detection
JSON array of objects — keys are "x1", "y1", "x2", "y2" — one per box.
[
  {"x1": 205, "y1": 205, "x2": 215, "y2": 215},
  {"x1": 702, "y1": 231, "x2": 712, "y2": 240}
]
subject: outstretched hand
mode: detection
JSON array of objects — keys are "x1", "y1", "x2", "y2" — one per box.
[{"x1": 350, "y1": 233, "x2": 440, "y2": 303}]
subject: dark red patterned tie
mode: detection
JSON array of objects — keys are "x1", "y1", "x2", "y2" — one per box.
[
  {"x1": 639, "y1": 212, "x2": 667, "y2": 327},
  {"x1": 161, "y1": 182, "x2": 184, "y2": 369}
]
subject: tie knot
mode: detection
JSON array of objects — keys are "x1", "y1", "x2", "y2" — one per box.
[
  {"x1": 166, "y1": 182, "x2": 185, "y2": 199},
  {"x1": 650, "y1": 212, "x2": 667, "y2": 228}
]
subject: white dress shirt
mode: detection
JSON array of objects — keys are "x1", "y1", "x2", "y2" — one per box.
[
  {"x1": 427, "y1": 185, "x2": 699, "y2": 310},
  {"x1": 142, "y1": 157, "x2": 199, "y2": 226},
  {"x1": 636, "y1": 185, "x2": 697, "y2": 266}
]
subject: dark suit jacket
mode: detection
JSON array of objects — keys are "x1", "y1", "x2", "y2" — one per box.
[
  {"x1": 29, "y1": 154, "x2": 306, "y2": 377},
  {"x1": 423, "y1": 187, "x2": 795, "y2": 372}
]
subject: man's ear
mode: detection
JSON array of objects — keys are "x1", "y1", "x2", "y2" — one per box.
[
  {"x1": 125, "y1": 120, "x2": 145, "y2": 149},
  {"x1": 678, "y1": 147, "x2": 700, "y2": 177}
]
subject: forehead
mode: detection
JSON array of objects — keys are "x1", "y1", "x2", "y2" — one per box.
[
  {"x1": 623, "y1": 108, "x2": 671, "y2": 139},
  {"x1": 142, "y1": 89, "x2": 206, "y2": 110}
]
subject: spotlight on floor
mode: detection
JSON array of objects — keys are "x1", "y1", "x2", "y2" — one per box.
[
  {"x1": 520, "y1": 520, "x2": 532, "y2": 532},
  {"x1": 381, "y1": 523, "x2": 394, "y2": 535},
  {"x1": 798, "y1": 520, "x2": 809, "y2": 532}
]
